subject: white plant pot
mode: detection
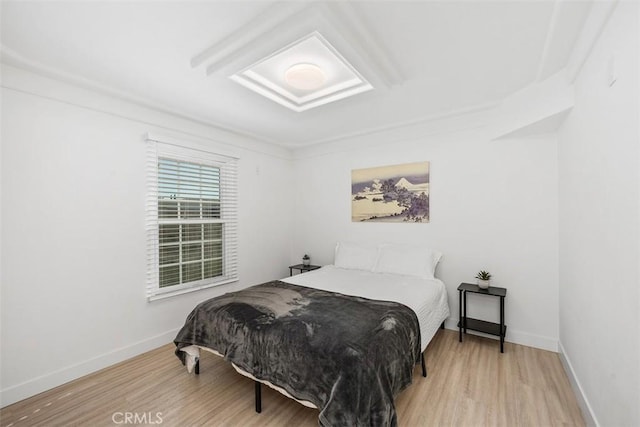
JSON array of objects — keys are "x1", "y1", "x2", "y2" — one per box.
[{"x1": 477, "y1": 279, "x2": 490, "y2": 289}]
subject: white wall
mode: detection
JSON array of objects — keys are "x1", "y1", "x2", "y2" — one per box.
[
  {"x1": 558, "y1": 2, "x2": 639, "y2": 426},
  {"x1": 291, "y1": 121, "x2": 560, "y2": 351},
  {"x1": 3, "y1": 7, "x2": 637, "y2": 422},
  {"x1": 0, "y1": 65, "x2": 294, "y2": 406}
]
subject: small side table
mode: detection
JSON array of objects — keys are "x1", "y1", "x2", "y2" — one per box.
[
  {"x1": 289, "y1": 264, "x2": 321, "y2": 276},
  {"x1": 458, "y1": 283, "x2": 507, "y2": 353}
]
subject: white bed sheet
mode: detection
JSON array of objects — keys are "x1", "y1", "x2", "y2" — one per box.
[{"x1": 281, "y1": 265, "x2": 450, "y2": 352}]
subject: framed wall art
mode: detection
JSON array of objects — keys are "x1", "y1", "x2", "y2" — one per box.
[{"x1": 351, "y1": 161, "x2": 429, "y2": 223}]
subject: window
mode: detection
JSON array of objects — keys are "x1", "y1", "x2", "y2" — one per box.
[{"x1": 146, "y1": 138, "x2": 238, "y2": 300}]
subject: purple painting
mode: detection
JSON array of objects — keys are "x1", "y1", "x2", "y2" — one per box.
[{"x1": 352, "y1": 161, "x2": 429, "y2": 223}]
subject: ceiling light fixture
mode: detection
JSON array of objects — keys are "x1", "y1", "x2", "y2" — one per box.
[
  {"x1": 229, "y1": 32, "x2": 373, "y2": 111},
  {"x1": 284, "y1": 63, "x2": 326, "y2": 91}
]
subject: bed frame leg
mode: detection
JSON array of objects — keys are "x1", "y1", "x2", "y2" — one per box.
[
  {"x1": 419, "y1": 322, "x2": 444, "y2": 379},
  {"x1": 255, "y1": 381, "x2": 262, "y2": 413},
  {"x1": 194, "y1": 358, "x2": 200, "y2": 375}
]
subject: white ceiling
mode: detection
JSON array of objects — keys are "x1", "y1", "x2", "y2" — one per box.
[{"x1": 0, "y1": 1, "x2": 593, "y2": 148}]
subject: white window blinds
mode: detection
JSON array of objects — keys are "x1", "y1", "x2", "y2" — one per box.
[{"x1": 146, "y1": 138, "x2": 238, "y2": 301}]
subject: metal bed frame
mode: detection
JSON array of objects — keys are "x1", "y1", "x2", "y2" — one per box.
[{"x1": 193, "y1": 322, "x2": 445, "y2": 414}]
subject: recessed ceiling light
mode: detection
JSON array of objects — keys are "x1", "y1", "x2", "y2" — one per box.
[{"x1": 284, "y1": 63, "x2": 326, "y2": 91}]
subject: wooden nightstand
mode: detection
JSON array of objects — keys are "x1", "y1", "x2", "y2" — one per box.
[
  {"x1": 289, "y1": 264, "x2": 321, "y2": 276},
  {"x1": 457, "y1": 282, "x2": 507, "y2": 353}
]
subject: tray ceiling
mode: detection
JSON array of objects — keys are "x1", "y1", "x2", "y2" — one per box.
[
  {"x1": 0, "y1": 1, "x2": 593, "y2": 147},
  {"x1": 228, "y1": 32, "x2": 373, "y2": 112}
]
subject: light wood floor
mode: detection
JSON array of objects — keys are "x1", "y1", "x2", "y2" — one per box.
[{"x1": 0, "y1": 330, "x2": 584, "y2": 427}]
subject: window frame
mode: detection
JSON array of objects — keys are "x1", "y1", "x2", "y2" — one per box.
[{"x1": 146, "y1": 137, "x2": 238, "y2": 301}]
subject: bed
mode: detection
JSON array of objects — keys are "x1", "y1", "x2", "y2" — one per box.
[{"x1": 174, "y1": 243, "x2": 450, "y2": 426}]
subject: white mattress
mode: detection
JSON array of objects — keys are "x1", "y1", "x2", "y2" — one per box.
[{"x1": 282, "y1": 265, "x2": 450, "y2": 352}]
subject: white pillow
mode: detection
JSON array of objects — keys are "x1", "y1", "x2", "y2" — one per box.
[
  {"x1": 373, "y1": 243, "x2": 442, "y2": 279},
  {"x1": 334, "y1": 242, "x2": 379, "y2": 271}
]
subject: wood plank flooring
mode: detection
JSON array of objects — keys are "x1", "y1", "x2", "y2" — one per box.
[{"x1": 0, "y1": 330, "x2": 584, "y2": 426}]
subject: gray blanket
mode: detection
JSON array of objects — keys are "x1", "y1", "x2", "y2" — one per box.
[{"x1": 174, "y1": 280, "x2": 421, "y2": 426}]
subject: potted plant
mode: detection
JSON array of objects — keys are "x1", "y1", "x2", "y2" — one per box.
[
  {"x1": 476, "y1": 270, "x2": 492, "y2": 289},
  {"x1": 302, "y1": 254, "x2": 311, "y2": 266}
]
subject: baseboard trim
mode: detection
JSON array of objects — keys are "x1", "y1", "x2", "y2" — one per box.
[
  {"x1": 2, "y1": 322, "x2": 563, "y2": 408},
  {"x1": 558, "y1": 341, "x2": 599, "y2": 427},
  {"x1": 443, "y1": 318, "x2": 558, "y2": 352},
  {"x1": 0, "y1": 328, "x2": 180, "y2": 408},
  {"x1": 506, "y1": 328, "x2": 558, "y2": 352}
]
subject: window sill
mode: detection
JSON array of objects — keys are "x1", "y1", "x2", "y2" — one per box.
[{"x1": 147, "y1": 278, "x2": 238, "y2": 302}]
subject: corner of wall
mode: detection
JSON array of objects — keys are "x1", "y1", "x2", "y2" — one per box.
[{"x1": 558, "y1": 341, "x2": 599, "y2": 427}]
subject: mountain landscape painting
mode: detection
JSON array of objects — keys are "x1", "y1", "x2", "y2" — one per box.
[{"x1": 352, "y1": 161, "x2": 430, "y2": 223}]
